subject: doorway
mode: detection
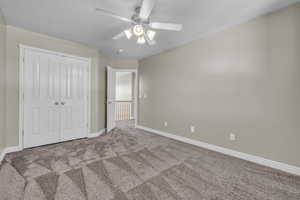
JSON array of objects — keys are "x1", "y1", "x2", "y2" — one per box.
[{"x1": 106, "y1": 67, "x2": 138, "y2": 132}]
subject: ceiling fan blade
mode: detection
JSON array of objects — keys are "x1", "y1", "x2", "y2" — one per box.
[
  {"x1": 113, "y1": 31, "x2": 126, "y2": 40},
  {"x1": 144, "y1": 33, "x2": 156, "y2": 46},
  {"x1": 139, "y1": 0, "x2": 156, "y2": 20},
  {"x1": 150, "y1": 22, "x2": 183, "y2": 31},
  {"x1": 95, "y1": 8, "x2": 134, "y2": 23}
]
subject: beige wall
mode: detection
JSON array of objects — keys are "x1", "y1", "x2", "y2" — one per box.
[
  {"x1": 109, "y1": 60, "x2": 139, "y2": 69},
  {"x1": 139, "y1": 3, "x2": 300, "y2": 167},
  {"x1": 5, "y1": 25, "x2": 110, "y2": 147},
  {"x1": 0, "y1": 9, "x2": 6, "y2": 151}
]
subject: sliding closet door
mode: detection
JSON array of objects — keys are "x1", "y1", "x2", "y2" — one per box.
[
  {"x1": 23, "y1": 50, "x2": 61, "y2": 148},
  {"x1": 60, "y1": 57, "x2": 88, "y2": 141}
]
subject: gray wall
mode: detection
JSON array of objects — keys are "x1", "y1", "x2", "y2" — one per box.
[
  {"x1": 139, "y1": 3, "x2": 300, "y2": 167},
  {"x1": 0, "y1": 9, "x2": 6, "y2": 151},
  {"x1": 5, "y1": 25, "x2": 110, "y2": 147}
]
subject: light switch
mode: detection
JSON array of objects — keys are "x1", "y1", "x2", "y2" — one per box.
[
  {"x1": 230, "y1": 133, "x2": 236, "y2": 141},
  {"x1": 190, "y1": 126, "x2": 195, "y2": 133}
]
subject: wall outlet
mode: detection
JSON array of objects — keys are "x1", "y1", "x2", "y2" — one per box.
[
  {"x1": 143, "y1": 93, "x2": 147, "y2": 99},
  {"x1": 164, "y1": 122, "x2": 168, "y2": 127},
  {"x1": 230, "y1": 133, "x2": 236, "y2": 141},
  {"x1": 190, "y1": 126, "x2": 195, "y2": 133}
]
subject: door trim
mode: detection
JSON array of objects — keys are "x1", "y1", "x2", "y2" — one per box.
[{"x1": 19, "y1": 44, "x2": 92, "y2": 150}]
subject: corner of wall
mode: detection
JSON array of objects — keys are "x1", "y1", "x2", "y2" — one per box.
[{"x1": 0, "y1": 8, "x2": 7, "y2": 153}]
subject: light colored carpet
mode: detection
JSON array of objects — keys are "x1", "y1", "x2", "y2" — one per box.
[{"x1": 0, "y1": 120, "x2": 300, "y2": 200}]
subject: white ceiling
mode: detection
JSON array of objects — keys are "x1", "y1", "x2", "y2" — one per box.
[{"x1": 0, "y1": 0, "x2": 299, "y2": 60}]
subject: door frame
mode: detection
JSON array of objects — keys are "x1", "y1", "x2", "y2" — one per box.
[
  {"x1": 19, "y1": 44, "x2": 92, "y2": 150},
  {"x1": 106, "y1": 67, "x2": 139, "y2": 129}
]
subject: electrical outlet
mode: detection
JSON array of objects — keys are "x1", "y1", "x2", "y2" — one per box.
[
  {"x1": 164, "y1": 122, "x2": 168, "y2": 127},
  {"x1": 143, "y1": 93, "x2": 147, "y2": 99},
  {"x1": 230, "y1": 133, "x2": 236, "y2": 141},
  {"x1": 190, "y1": 126, "x2": 195, "y2": 133}
]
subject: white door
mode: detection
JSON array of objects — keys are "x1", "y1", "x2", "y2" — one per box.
[
  {"x1": 60, "y1": 57, "x2": 88, "y2": 141},
  {"x1": 106, "y1": 66, "x2": 116, "y2": 132},
  {"x1": 23, "y1": 48, "x2": 89, "y2": 148},
  {"x1": 24, "y1": 50, "x2": 61, "y2": 148}
]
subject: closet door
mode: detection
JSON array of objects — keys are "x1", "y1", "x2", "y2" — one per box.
[
  {"x1": 60, "y1": 57, "x2": 88, "y2": 141},
  {"x1": 23, "y1": 50, "x2": 61, "y2": 148}
]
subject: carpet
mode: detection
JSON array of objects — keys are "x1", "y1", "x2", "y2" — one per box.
[{"x1": 0, "y1": 120, "x2": 299, "y2": 200}]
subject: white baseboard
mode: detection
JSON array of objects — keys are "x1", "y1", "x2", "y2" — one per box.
[
  {"x1": 5, "y1": 146, "x2": 22, "y2": 154},
  {"x1": 0, "y1": 145, "x2": 22, "y2": 164},
  {"x1": 88, "y1": 129, "x2": 106, "y2": 138},
  {"x1": 136, "y1": 125, "x2": 300, "y2": 177},
  {"x1": 0, "y1": 149, "x2": 5, "y2": 163}
]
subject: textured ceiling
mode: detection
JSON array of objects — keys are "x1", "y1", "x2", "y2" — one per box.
[{"x1": 0, "y1": 0, "x2": 299, "y2": 60}]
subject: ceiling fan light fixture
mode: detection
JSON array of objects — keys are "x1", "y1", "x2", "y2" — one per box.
[
  {"x1": 137, "y1": 36, "x2": 146, "y2": 44},
  {"x1": 117, "y1": 49, "x2": 124, "y2": 54},
  {"x1": 133, "y1": 24, "x2": 144, "y2": 36},
  {"x1": 147, "y1": 30, "x2": 156, "y2": 41},
  {"x1": 124, "y1": 29, "x2": 133, "y2": 39},
  {"x1": 97, "y1": 0, "x2": 183, "y2": 46}
]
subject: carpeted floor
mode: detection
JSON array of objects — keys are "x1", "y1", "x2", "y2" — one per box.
[{"x1": 0, "y1": 120, "x2": 300, "y2": 200}]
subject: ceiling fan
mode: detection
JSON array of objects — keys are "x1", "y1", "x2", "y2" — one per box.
[{"x1": 95, "y1": 0, "x2": 183, "y2": 46}]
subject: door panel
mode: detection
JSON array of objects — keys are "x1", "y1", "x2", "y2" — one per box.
[
  {"x1": 60, "y1": 58, "x2": 88, "y2": 141},
  {"x1": 24, "y1": 50, "x2": 61, "y2": 148},
  {"x1": 107, "y1": 66, "x2": 116, "y2": 132}
]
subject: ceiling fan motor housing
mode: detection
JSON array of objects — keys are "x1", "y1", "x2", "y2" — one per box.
[{"x1": 132, "y1": 6, "x2": 150, "y2": 24}]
